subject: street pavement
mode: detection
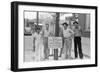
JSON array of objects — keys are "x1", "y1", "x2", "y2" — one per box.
[{"x1": 24, "y1": 36, "x2": 90, "y2": 62}]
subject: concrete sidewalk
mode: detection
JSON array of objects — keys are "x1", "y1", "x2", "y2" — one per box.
[{"x1": 24, "y1": 36, "x2": 90, "y2": 62}]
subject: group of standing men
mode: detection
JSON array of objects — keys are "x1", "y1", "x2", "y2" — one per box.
[
  {"x1": 60, "y1": 21, "x2": 83, "y2": 59},
  {"x1": 32, "y1": 21, "x2": 83, "y2": 61}
]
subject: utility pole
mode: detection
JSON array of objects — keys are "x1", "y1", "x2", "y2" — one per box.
[
  {"x1": 37, "y1": 12, "x2": 39, "y2": 25},
  {"x1": 54, "y1": 12, "x2": 60, "y2": 60}
]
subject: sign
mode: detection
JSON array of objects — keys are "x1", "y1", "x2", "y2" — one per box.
[{"x1": 48, "y1": 37, "x2": 62, "y2": 49}]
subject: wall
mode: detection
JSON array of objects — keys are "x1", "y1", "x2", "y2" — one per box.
[
  {"x1": 78, "y1": 14, "x2": 90, "y2": 37},
  {"x1": 0, "y1": 0, "x2": 99, "y2": 73},
  {"x1": 78, "y1": 14, "x2": 86, "y2": 31}
]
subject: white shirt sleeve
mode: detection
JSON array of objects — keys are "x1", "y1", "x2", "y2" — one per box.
[
  {"x1": 69, "y1": 28, "x2": 74, "y2": 34},
  {"x1": 32, "y1": 33, "x2": 37, "y2": 38}
]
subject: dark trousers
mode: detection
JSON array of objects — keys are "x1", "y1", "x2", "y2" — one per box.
[{"x1": 74, "y1": 37, "x2": 83, "y2": 59}]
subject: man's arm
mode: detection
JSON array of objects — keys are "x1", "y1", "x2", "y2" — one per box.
[
  {"x1": 78, "y1": 26, "x2": 82, "y2": 35},
  {"x1": 41, "y1": 29, "x2": 44, "y2": 37},
  {"x1": 69, "y1": 28, "x2": 74, "y2": 35},
  {"x1": 32, "y1": 33, "x2": 36, "y2": 51},
  {"x1": 69, "y1": 28, "x2": 75, "y2": 38}
]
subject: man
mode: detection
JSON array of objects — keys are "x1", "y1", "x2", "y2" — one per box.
[
  {"x1": 73, "y1": 21, "x2": 83, "y2": 59},
  {"x1": 61, "y1": 22, "x2": 74, "y2": 59},
  {"x1": 32, "y1": 27, "x2": 44, "y2": 61},
  {"x1": 42, "y1": 23, "x2": 50, "y2": 60}
]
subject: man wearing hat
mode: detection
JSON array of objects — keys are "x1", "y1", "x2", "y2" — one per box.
[
  {"x1": 61, "y1": 22, "x2": 74, "y2": 59},
  {"x1": 73, "y1": 21, "x2": 83, "y2": 59}
]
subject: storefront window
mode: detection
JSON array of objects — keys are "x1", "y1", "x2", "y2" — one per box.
[{"x1": 24, "y1": 11, "x2": 37, "y2": 34}]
